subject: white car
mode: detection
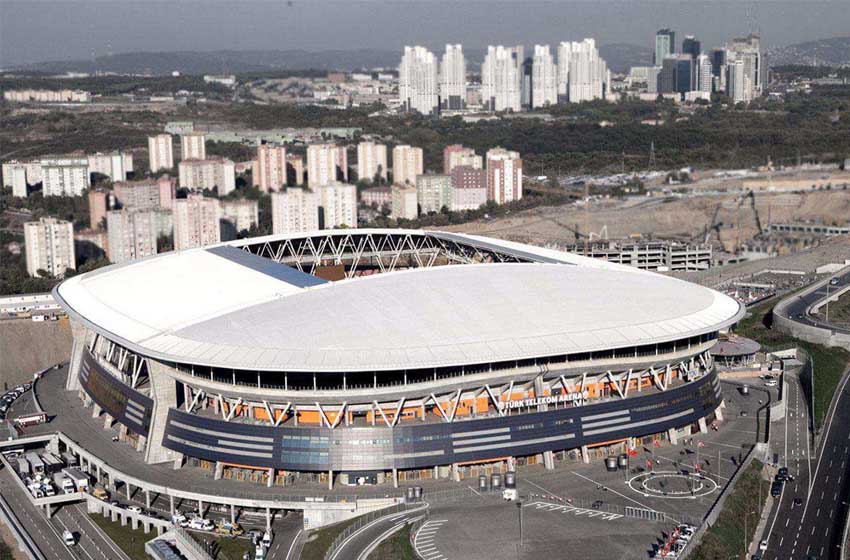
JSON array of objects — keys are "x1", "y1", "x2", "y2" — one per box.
[
  {"x1": 171, "y1": 514, "x2": 189, "y2": 527},
  {"x1": 759, "y1": 539, "x2": 768, "y2": 551},
  {"x1": 189, "y1": 518, "x2": 214, "y2": 531},
  {"x1": 63, "y1": 530, "x2": 75, "y2": 546},
  {"x1": 127, "y1": 505, "x2": 142, "y2": 514},
  {"x1": 765, "y1": 380, "x2": 778, "y2": 387}
]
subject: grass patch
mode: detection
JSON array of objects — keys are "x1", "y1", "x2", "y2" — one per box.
[
  {"x1": 300, "y1": 515, "x2": 362, "y2": 560},
  {"x1": 734, "y1": 298, "x2": 850, "y2": 428},
  {"x1": 814, "y1": 290, "x2": 850, "y2": 328},
  {"x1": 690, "y1": 459, "x2": 766, "y2": 560},
  {"x1": 369, "y1": 522, "x2": 418, "y2": 560},
  {"x1": 189, "y1": 532, "x2": 254, "y2": 560},
  {"x1": 0, "y1": 538, "x2": 14, "y2": 560},
  {"x1": 87, "y1": 514, "x2": 148, "y2": 560}
]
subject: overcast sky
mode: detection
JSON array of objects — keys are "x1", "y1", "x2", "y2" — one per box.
[{"x1": 1, "y1": 0, "x2": 849, "y2": 67}]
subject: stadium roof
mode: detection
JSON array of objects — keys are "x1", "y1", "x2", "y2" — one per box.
[{"x1": 55, "y1": 230, "x2": 744, "y2": 372}]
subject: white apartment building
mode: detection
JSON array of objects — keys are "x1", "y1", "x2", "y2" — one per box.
[
  {"x1": 148, "y1": 134, "x2": 174, "y2": 172},
  {"x1": 178, "y1": 158, "x2": 236, "y2": 196},
  {"x1": 391, "y1": 145, "x2": 424, "y2": 186},
  {"x1": 443, "y1": 145, "x2": 483, "y2": 174},
  {"x1": 564, "y1": 38, "x2": 609, "y2": 103},
  {"x1": 87, "y1": 152, "x2": 133, "y2": 182},
  {"x1": 307, "y1": 144, "x2": 347, "y2": 188},
  {"x1": 24, "y1": 218, "x2": 75, "y2": 277},
  {"x1": 271, "y1": 188, "x2": 319, "y2": 235},
  {"x1": 416, "y1": 174, "x2": 452, "y2": 214},
  {"x1": 41, "y1": 158, "x2": 90, "y2": 197},
  {"x1": 172, "y1": 194, "x2": 221, "y2": 250},
  {"x1": 399, "y1": 46, "x2": 439, "y2": 115},
  {"x1": 481, "y1": 45, "x2": 523, "y2": 112},
  {"x1": 2, "y1": 162, "x2": 28, "y2": 197},
  {"x1": 106, "y1": 210, "x2": 160, "y2": 264},
  {"x1": 255, "y1": 144, "x2": 287, "y2": 193},
  {"x1": 319, "y1": 182, "x2": 357, "y2": 229},
  {"x1": 440, "y1": 44, "x2": 466, "y2": 111},
  {"x1": 486, "y1": 148, "x2": 523, "y2": 204},
  {"x1": 532, "y1": 45, "x2": 558, "y2": 108},
  {"x1": 180, "y1": 132, "x2": 207, "y2": 160},
  {"x1": 357, "y1": 141, "x2": 388, "y2": 182},
  {"x1": 391, "y1": 184, "x2": 419, "y2": 221},
  {"x1": 221, "y1": 199, "x2": 259, "y2": 234}
]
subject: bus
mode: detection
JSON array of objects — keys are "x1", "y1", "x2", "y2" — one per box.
[{"x1": 13, "y1": 413, "x2": 47, "y2": 428}]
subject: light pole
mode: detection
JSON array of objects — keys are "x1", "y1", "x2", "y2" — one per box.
[{"x1": 517, "y1": 501, "x2": 523, "y2": 546}]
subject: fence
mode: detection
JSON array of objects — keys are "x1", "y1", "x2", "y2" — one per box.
[
  {"x1": 323, "y1": 502, "x2": 408, "y2": 560},
  {"x1": 172, "y1": 526, "x2": 215, "y2": 560}
]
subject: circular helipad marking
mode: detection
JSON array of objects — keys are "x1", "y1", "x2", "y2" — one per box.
[{"x1": 626, "y1": 471, "x2": 718, "y2": 499}]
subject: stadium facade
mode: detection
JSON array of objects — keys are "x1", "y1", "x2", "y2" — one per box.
[{"x1": 54, "y1": 229, "x2": 743, "y2": 486}]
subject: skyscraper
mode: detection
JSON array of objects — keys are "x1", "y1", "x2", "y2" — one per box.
[
  {"x1": 486, "y1": 148, "x2": 523, "y2": 204},
  {"x1": 566, "y1": 39, "x2": 610, "y2": 103},
  {"x1": 659, "y1": 55, "x2": 694, "y2": 94},
  {"x1": 256, "y1": 144, "x2": 287, "y2": 193},
  {"x1": 726, "y1": 59, "x2": 749, "y2": 103},
  {"x1": 148, "y1": 134, "x2": 174, "y2": 172},
  {"x1": 682, "y1": 35, "x2": 701, "y2": 59},
  {"x1": 24, "y1": 217, "x2": 75, "y2": 277},
  {"x1": 439, "y1": 44, "x2": 466, "y2": 111},
  {"x1": 399, "y1": 46, "x2": 439, "y2": 115},
  {"x1": 392, "y1": 145, "x2": 424, "y2": 186},
  {"x1": 726, "y1": 34, "x2": 763, "y2": 99},
  {"x1": 655, "y1": 29, "x2": 676, "y2": 65},
  {"x1": 696, "y1": 54, "x2": 713, "y2": 93},
  {"x1": 271, "y1": 188, "x2": 319, "y2": 234},
  {"x1": 521, "y1": 57, "x2": 534, "y2": 109},
  {"x1": 556, "y1": 42, "x2": 573, "y2": 103},
  {"x1": 531, "y1": 45, "x2": 557, "y2": 108},
  {"x1": 481, "y1": 45, "x2": 523, "y2": 112},
  {"x1": 357, "y1": 141, "x2": 388, "y2": 183}
]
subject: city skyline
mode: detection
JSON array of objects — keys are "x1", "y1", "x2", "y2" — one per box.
[{"x1": 2, "y1": 1, "x2": 849, "y2": 68}]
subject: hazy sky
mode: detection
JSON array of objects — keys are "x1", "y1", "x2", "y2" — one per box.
[{"x1": 1, "y1": 0, "x2": 849, "y2": 67}]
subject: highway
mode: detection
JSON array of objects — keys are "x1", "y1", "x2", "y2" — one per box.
[
  {"x1": 328, "y1": 505, "x2": 427, "y2": 560},
  {"x1": 779, "y1": 269, "x2": 850, "y2": 334}
]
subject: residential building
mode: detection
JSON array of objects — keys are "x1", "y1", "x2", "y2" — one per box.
[
  {"x1": 450, "y1": 166, "x2": 487, "y2": 211},
  {"x1": 565, "y1": 39, "x2": 609, "y2": 103},
  {"x1": 531, "y1": 45, "x2": 557, "y2": 108},
  {"x1": 399, "y1": 46, "x2": 439, "y2": 115},
  {"x1": 307, "y1": 144, "x2": 347, "y2": 188},
  {"x1": 2, "y1": 162, "x2": 27, "y2": 197},
  {"x1": 286, "y1": 154, "x2": 304, "y2": 186},
  {"x1": 319, "y1": 182, "x2": 358, "y2": 229},
  {"x1": 521, "y1": 57, "x2": 534, "y2": 109},
  {"x1": 41, "y1": 158, "x2": 90, "y2": 196},
  {"x1": 271, "y1": 188, "x2": 319, "y2": 234},
  {"x1": 178, "y1": 158, "x2": 236, "y2": 195},
  {"x1": 439, "y1": 44, "x2": 466, "y2": 111},
  {"x1": 87, "y1": 152, "x2": 133, "y2": 182},
  {"x1": 357, "y1": 141, "x2": 388, "y2": 182},
  {"x1": 172, "y1": 194, "x2": 221, "y2": 250},
  {"x1": 180, "y1": 132, "x2": 206, "y2": 160},
  {"x1": 148, "y1": 134, "x2": 174, "y2": 172},
  {"x1": 256, "y1": 144, "x2": 288, "y2": 192},
  {"x1": 391, "y1": 185, "x2": 418, "y2": 221},
  {"x1": 113, "y1": 180, "x2": 166, "y2": 211},
  {"x1": 361, "y1": 186, "x2": 392, "y2": 209},
  {"x1": 157, "y1": 175, "x2": 177, "y2": 209},
  {"x1": 23, "y1": 218, "x2": 75, "y2": 277},
  {"x1": 392, "y1": 145, "x2": 423, "y2": 186},
  {"x1": 416, "y1": 174, "x2": 452, "y2": 214},
  {"x1": 88, "y1": 189, "x2": 111, "y2": 229},
  {"x1": 655, "y1": 29, "x2": 676, "y2": 65},
  {"x1": 481, "y1": 45, "x2": 523, "y2": 112},
  {"x1": 74, "y1": 229, "x2": 107, "y2": 262},
  {"x1": 221, "y1": 199, "x2": 259, "y2": 235},
  {"x1": 486, "y1": 148, "x2": 523, "y2": 204},
  {"x1": 106, "y1": 210, "x2": 160, "y2": 264},
  {"x1": 443, "y1": 145, "x2": 483, "y2": 174}
]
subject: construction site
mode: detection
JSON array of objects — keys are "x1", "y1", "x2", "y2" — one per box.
[{"x1": 450, "y1": 165, "x2": 850, "y2": 273}]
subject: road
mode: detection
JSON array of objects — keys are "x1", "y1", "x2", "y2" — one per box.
[
  {"x1": 779, "y1": 269, "x2": 850, "y2": 334},
  {"x1": 328, "y1": 505, "x2": 426, "y2": 560}
]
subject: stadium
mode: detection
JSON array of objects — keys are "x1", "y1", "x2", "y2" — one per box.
[{"x1": 53, "y1": 229, "x2": 744, "y2": 488}]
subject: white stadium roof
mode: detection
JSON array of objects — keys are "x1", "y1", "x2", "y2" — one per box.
[{"x1": 55, "y1": 230, "x2": 743, "y2": 372}]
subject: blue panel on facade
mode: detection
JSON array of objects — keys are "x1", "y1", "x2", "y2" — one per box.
[
  {"x1": 79, "y1": 350, "x2": 153, "y2": 437},
  {"x1": 162, "y1": 371, "x2": 721, "y2": 473},
  {"x1": 207, "y1": 245, "x2": 328, "y2": 287}
]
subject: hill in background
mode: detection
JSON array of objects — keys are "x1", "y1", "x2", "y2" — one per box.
[{"x1": 767, "y1": 36, "x2": 850, "y2": 67}]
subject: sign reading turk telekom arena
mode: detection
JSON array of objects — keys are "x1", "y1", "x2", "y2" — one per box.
[{"x1": 498, "y1": 392, "x2": 589, "y2": 411}]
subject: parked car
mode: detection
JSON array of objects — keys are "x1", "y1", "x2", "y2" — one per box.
[
  {"x1": 127, "y1": 505, "x2": 142, "y2": 514},
  {"x1": 764, "y1": 380, "x2": 778, "y2": 387}
]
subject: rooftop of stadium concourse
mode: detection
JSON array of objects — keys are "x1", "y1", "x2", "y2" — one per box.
[{"x1": 56, "y1": 230, "x2": 743, "y2": 373}]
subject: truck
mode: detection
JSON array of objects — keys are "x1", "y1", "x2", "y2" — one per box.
[
  {"x1": 60, "y1": 452, "x2": 78, "y2": 467},
  {"x1": 53, "y1": 473, "x2": 76, "y2": 494},
  {"x1": 24, "y1": 452, "x2": 44, "y2": 475},
  {"x1": 15, "y1": 456, "x2": 31, "y2": 477},
  {"x1": 92, "y1": 486, "x2": 109, "y2": 501},
  {"x1": 14, "y1": 413, "x2": 47, "y2": 428},
  {"x1": 61, "y1": 468, "x2": 89, "y2": 492},
  {"x1": 215, "y1": 521, "x2": 244, "y2": 537},
  {"x1": 42, "y1": 453, "x2": 63, "y2": 474}
]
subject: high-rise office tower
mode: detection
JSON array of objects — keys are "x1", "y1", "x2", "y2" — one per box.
[
  {"x1": 24, "y1": 217, "x2": 76, "y2": 277},
  {"x1": 439, "y1": 44, "x2": 466, "y2": 111},
  {"x1": 357, "y1": 141, "x2": 388, "y2": 182},
  {"x1": 180, "y1": 132, "x2": 206, "y2": 160},
  {"x1": 148, "y1": 134, "x2": 174, "y2": 172},
  {"x1": 172, "y1": 194, "x2": 221, "y2": 250},
  {"x1": 392, "y1": 145, "x2": 424, "y2": 186},
  {"x1": 659, "y1": 55, "x2": 694, "y2": 94},
  {"x1": 531, "y1": 45, "x2": 557, "y2": 108},
  {"x1": 682, "y1": 36, "x2": 701, "y2": 59},
  {"x1": 307, "y1": 144, "x2": 347, "y2": 188},
  {"x1": 566, "y1": 39, "x2": 609, "y2": 103},
  {"x1": 726, "y1": 59, "x2": 749, "y2": 103},
  {"x1": 399, "y1": 46, "x2": 439, "y2": 115},
  {"x1": 271, "y1": 188, "x2": 319, "y2": 234},
  {"x1": 481, "y1": 45, "x2": 523, "y2": 112},
  {"x1": 655, "y1": 29, "x2": 676, "y2": 65},
  {"x1": 710, "y1": 48, "x2": 727, "y2": 92},
  {"x1": 696, "y1": 54, "x2": 713, "y2": 92},
  {"x1": 256, "y1": 144, "x2": 287, "y2": 193},
  {"x1": 727, "y1": 34, "x2": 763, "y2": 98},
  {"x1": 486, "y1": 148, "x2": 523, "y2": 204}
]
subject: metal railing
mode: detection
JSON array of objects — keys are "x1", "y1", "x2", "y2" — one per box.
[
  {"x1": 172, "y1": 526, "x2": 215, "y2": 560},
  {"x1": 323, "y1": 502, "x2": 409, "y2": 560}
]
